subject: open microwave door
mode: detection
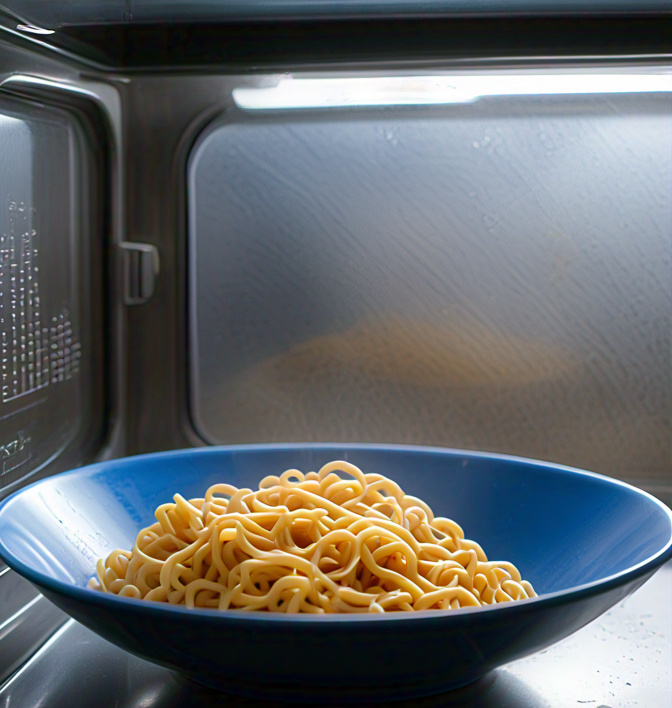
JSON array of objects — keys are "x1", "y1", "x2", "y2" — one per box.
[{"x1": 0, "y1": 77, "x2": 114, "y2": 684}]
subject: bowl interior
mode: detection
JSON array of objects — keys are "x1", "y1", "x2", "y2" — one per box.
[{"x1": 1, "y1": 445, "x2": 671, "y2": 600}]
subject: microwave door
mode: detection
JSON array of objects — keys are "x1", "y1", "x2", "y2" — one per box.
[{"x1": 0, "y1": 77, "x2": 120, "y2": 684}]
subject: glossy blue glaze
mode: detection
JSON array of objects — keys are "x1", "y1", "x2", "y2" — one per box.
[{"x1": 0, "y1": 445, "x2": 670, "y2": 702}]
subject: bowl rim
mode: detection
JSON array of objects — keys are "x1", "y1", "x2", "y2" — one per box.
[{"x1": 1, "y1": 443, "x2": 671, "y2": 625}]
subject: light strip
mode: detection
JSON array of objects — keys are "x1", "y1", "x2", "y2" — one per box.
[
  {"x1": 0, "y1": 595, "x2": 41, "y2": 637},
  {"x1": 0, "y1": 619, "x2": 73, "y2": 689},
  {"x1": 16, "y1": 24, "x2": 55, "y2": 35},
  {"x1": 233, "y1": 73, "x2": 672, "y2": 110}
]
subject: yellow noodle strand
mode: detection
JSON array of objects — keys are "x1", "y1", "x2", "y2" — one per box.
[{"x1": 89, "y1": 460, "x2": 536, "y2": 613}]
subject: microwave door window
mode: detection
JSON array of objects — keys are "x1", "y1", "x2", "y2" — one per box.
[
  {"x1": 188, "y1": 86, "x2": 671, "y2": 494},
  {"x1": 0, "y1": 96, "x2": 103, "y2": 497}
]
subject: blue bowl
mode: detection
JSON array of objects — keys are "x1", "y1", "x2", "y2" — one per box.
[{"x1": 0, "y1": 444, "x2": 670, "y2": 702}]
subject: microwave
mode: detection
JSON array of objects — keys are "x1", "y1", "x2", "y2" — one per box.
[{"x1": 0, "y1": 2, "x2": 670, "y2": 705}]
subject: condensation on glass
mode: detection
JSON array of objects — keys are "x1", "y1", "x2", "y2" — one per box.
[
  {"x1": 188, "y1": 77, "x2": 672, "y2": 497},
  {"x1": 0, "y1": 96, "x2": 97, "y2": 496}
]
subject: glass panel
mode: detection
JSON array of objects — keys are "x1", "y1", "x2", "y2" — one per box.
[
  {"x1": 0, "y1": 96, "x2": 102, "y2": 496},
  {"x1": 188, "y1": 78, "x2": 671, "y2": 491}
]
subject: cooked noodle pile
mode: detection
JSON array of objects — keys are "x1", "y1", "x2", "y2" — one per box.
[{"x1": 89, "y1": 461, "x2": 536, "y2": 612}]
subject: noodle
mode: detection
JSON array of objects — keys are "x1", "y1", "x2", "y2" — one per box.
[{"x1": 88, "y1": 461, "x2": 536, "y2": 613}]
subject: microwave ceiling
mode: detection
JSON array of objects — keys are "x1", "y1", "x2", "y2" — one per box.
[
  {"x1": 2, "y1": 0, "x2": 671, "y2": 29},
  {"x1": 1, "y1": 3, "x2": 669, "y2": 71}
]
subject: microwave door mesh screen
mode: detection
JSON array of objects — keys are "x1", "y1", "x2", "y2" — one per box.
[
  {"x1": 0, "y1": 98, "x2": 93, "y2": 491},
  {"x1": 1, "y1": 205, "x2": 81, "y2": 403}
]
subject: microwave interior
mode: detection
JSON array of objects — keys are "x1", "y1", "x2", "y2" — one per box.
[{"x1": 0, "y1": 2, "x2": 670, "y2": 705}]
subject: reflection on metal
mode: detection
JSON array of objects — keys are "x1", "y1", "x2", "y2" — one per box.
[
  {"x1": 0, "y1": 570, "x2": 66, "y2": 687},
  {"x1": 0, "y1": 563, "x2": 669, "y2": 706},
  {"x1": 0, "y1": 595, "x2": 40, "y2": 635},
  {"x1": 234, "y1": 73, "x2": 672, "y2": 109},
  {"x1": 0, "y1": 430, "x2": 31, "y2": 477},
  {"x1": 15, "y1": 24, "x2": 54, "y2": 35}
]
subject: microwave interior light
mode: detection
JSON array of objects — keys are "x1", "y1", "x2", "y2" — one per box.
[{"x1": 233, "y1": 74, "x2": 672, "y2": 110}]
